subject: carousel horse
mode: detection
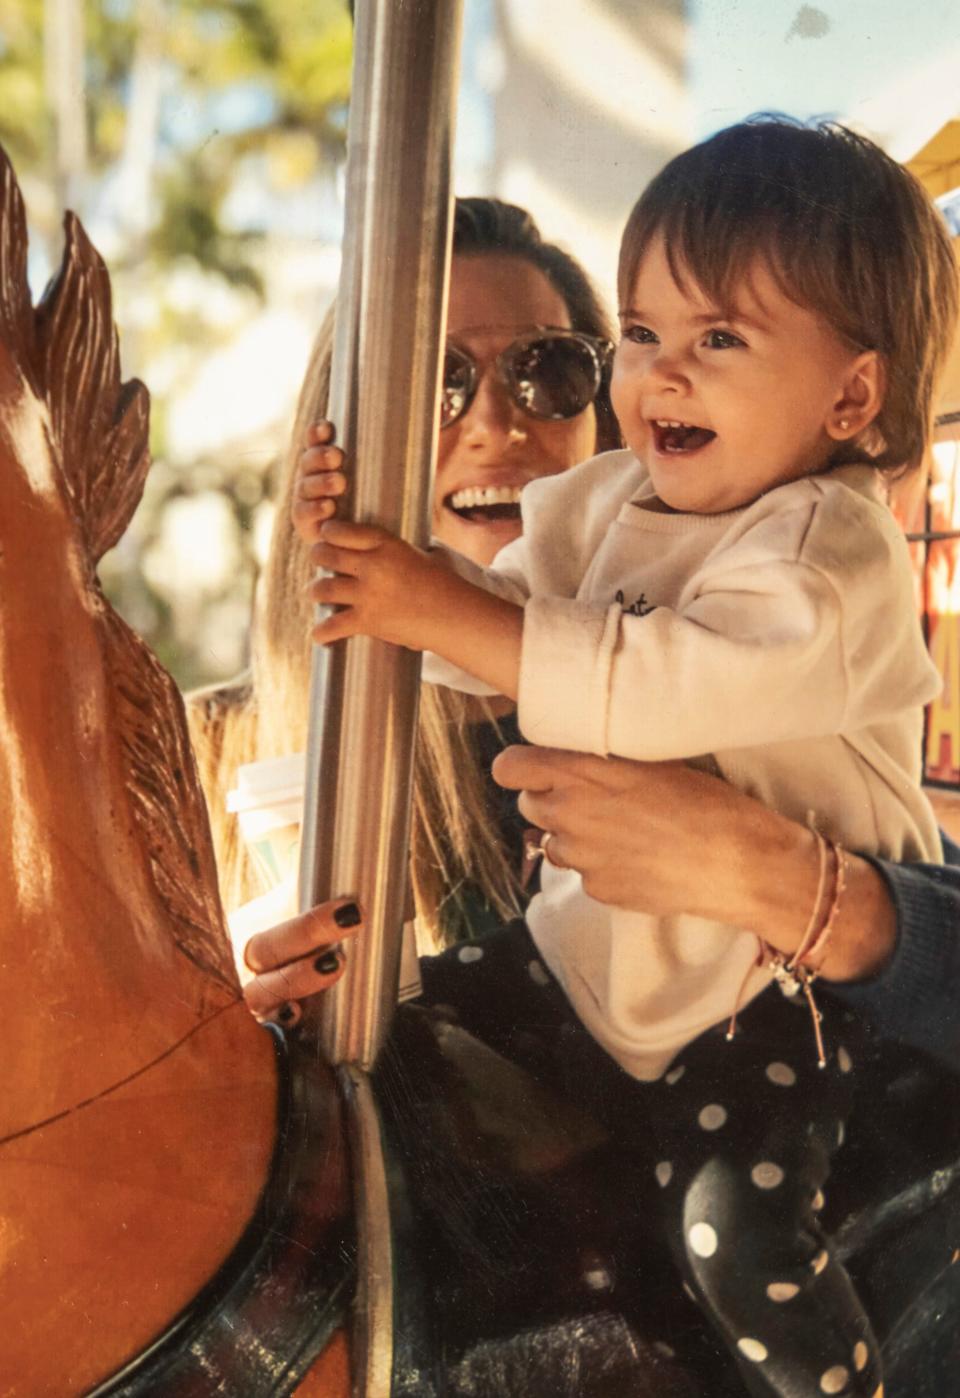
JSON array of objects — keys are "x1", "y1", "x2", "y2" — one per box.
[
  {"x1": 2, "y1": 136, "x2": 959, "y2": 1397},
  {"x1": 0, "y1": 143, "x2": 352, "y2": 1396}
]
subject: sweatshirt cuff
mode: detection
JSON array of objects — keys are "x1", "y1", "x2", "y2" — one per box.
[
  {"x1": 829, "y1": 855, "x2": 960, "y2": 1062},
  {"x1": 517, "y1": 596, "x2": 620, "y2": 753}
]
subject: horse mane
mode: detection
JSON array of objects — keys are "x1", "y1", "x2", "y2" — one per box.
[{"x1": 0, "y1": 145, "x2": 234, "y2": 990}]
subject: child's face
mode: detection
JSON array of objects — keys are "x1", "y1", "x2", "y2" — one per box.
[{"x1": 612, "y1": 235, "x2": 868, "y2": 513}]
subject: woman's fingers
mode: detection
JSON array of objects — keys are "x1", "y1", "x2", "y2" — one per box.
[
  {"x1": 244, "y1": 946, "x2": 346, "y2": 1020},
  {"x1": 244, "y1": 897, "x2": 363, "y2": 974},
  {"x1": 242, "y1": 898, "x2": 363, "y2": 1021}
]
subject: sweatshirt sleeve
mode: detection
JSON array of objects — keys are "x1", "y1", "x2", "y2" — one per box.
[
  {"x1": 518, "y1": 491, "x2": 940, "y2": 759},
  {"x1": 420, "y1": 538, "x2": 533, "y2": 695},
  {"x1": 829, "y1": 837, "x2": 960, "y2": 1068}
]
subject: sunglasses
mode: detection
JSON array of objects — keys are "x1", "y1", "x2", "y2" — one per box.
[{"x1": 441, "y1": 329, "x2": 613, "y2": 430}]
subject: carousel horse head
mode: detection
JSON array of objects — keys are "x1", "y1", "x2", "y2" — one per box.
[{"x1": 0, "y1": 145, "x2": 348, "y2": 1395}]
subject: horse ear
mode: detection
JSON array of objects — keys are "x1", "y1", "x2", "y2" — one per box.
[
  {"x1": 0, "y1": 147, "x2": 37, "y2": 385},
  {"x1": 35, "y1": 212, "x2": 151, "y2": 562}
]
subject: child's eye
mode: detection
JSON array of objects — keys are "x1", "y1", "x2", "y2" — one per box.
[
  {"x1": 622, "y1": 324, "x2": 658, "y2": 345},
  {"x1": 703, "y1": 328, "x2": 745, "y2": 350}
]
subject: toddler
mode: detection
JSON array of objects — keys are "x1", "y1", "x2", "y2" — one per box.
[{"x1": 295, "y1": 119, "x2": 957, "y2": 1397}]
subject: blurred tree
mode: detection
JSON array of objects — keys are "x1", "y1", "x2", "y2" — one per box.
[{"x1": 0, "y1": 0, "x2": 351, "y2": 689}]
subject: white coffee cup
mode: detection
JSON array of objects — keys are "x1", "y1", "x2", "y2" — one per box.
[{"x1": 226, "y1": 752, "x2": 306, "y2": 892}]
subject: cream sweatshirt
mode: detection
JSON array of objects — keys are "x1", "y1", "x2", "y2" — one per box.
[{"x1": 426, "y1": 449, "x2": 942, "y2": 1079}]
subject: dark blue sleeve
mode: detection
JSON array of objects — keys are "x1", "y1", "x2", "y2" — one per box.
[{"x1": 829, "y1": 834, "x2": 960, "y2": 1068}]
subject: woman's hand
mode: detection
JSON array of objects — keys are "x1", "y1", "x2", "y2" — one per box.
[
  {"x1": 492, "y1": 746, "x2": 897, "y2": 983},
  {"x1": 293, "y1": 420, "x2": 348, "y2": 543},
  {"x1": 239, "y1": 897, "x2": 363, "y2": 1026}
]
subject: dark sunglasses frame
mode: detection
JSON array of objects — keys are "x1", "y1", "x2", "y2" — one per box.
[{"x1": 440, "y1": 328, "x2": 614, "y2": 430}]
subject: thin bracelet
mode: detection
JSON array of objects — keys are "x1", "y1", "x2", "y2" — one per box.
[
  {"x1": 799, "y1": 842, "x2": 847, "y2": 973},
  {"x1": 786, "y1": 830, "x2": 829, "y2": 970}
]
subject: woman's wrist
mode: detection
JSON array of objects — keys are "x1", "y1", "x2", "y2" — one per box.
[{"x1": 731, "y1": 809, "x2": 897, "y2": 983}]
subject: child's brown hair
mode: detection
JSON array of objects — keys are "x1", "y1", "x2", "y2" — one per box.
[{"x1": 618, "y1": 115, "x2": 958, "y2": 470}]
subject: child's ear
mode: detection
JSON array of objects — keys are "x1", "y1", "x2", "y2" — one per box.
[{"x1": 826, "y1": 351, "x2": 886, "y2": 441}]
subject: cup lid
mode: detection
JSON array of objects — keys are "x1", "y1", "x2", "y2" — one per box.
[{"x1": 226, "y1": 751, "x2": 306, "y2": 813}]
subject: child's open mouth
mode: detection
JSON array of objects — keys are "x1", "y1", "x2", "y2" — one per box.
[
  {"x1": 445, "y1": 484, "x2": 524, "y2": 523},
  {"x1": 651, "y1": 419, "x2": 716, "y2": 454}
]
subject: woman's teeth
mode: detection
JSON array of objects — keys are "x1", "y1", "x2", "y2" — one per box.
[{"x1": 449, "y1": 484, "x2": 524, "y2": 511}]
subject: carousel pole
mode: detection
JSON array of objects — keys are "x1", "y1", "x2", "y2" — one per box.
[{"x1": 297, "y1": 2, "x2": 463, "y2": 1392}]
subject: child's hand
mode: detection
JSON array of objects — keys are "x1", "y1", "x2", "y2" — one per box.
[
  {"x1": 292, "y1": 420, "x2": 348, "y2": 543},
  {"x1": 309, "y1": 519, "x2": 450, "y2": 651}
]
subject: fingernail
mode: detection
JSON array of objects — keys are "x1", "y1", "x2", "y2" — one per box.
[
  {"x1": 315, "y1": 951, "x2": 342, "y2": 976},
  {"x1": 277, "y1": 1003, "x2": 297, "y2": 1024},
  {"x1": 334, "y1": 901, "x2": 361, "y2": 928}
]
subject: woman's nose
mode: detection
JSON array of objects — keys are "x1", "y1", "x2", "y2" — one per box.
[{"x1": 462, "y1": 369, "x2": 527, "y2": 443}]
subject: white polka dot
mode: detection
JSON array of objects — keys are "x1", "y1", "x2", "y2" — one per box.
[
  {"x1": 458, "y1": 945, "x2": 484, "y2": 964},
  {"x1": 751, "y1": 1161, "x2": 785, "y2": 1190},
  {"x1": 820, "y1": 1365, "x2": 851, "y2": 1393},
  {"x1": 653, "y1": 1341, "x2": 676, "y2": 1359},
  {"x1": 837, "y1": 1121, "x2": 846, "y2": 1147},
  {"x1": 737, "y1": 1338, "x2": 769, "y2": 1362},
  {"x1": 812, "y1": 1189, "x2": 826, "y2": 1212},
  {"x1": 689, "y1": 1222, "x2": 718, "y2": 1258},
  {"x1": 811, "y1": 1249, "x2": 829, "y2": 1275},
  {"x1": 527, "y1": 958, "x2": 550, "y2": 986},
  {"x1": 583, "y1": 1264, "x2": 613, "y2": 1292},
  {"x1": 698, "y1": 1103, "x2": 728, "y2": 1131},
  {"x1": 665, "y1": 1064, "x2": 686, "y2": 1085},
  {"x1": 853, "y1": 1341, "x2": 868, "y2": 1372},
  {"x1": 766, "y1": 1282, "x2": 800, "y2": 1303},
  {"x1": 837, "y1": 1045, "x2": 853, "y2": 1074},
  {"x1": 655, "y1": 1161, "x2": 673, "y2": 1188},
  {"x1": 766, "y1": 1061, "x2": 797, "y2": 1086}
]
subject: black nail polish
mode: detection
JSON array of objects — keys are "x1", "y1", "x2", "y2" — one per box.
[
  {"x1": 277, "y1": 1003, "x2": 297, "y2": 1024},
  {"x1": 315, "y1": 951, "x2": 341, "y2": 976},
  {"x1": 333, "y1": 901, "x2": 361, "y2": 929}
]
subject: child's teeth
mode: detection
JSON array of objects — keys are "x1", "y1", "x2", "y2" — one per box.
[{"x1": 450, "y1": 484, "x2": 524, "y2": 510}]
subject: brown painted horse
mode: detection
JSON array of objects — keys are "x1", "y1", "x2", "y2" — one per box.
[{"x1": 0, "y1": 146, "x2": 351, "y2": 1396}]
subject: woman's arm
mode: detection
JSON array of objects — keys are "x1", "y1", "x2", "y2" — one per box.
[{"x1": 492, "y1": 746, "x2": 960, "y2": 1064}]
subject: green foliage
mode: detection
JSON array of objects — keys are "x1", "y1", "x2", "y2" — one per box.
[{"x1": 0, "y1": 0, "x2": 352, "y2": 687}]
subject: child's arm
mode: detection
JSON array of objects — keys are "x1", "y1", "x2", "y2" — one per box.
[
  {"x1": 309, "y1": 521, "x2": 524, "y2": 700},
  {"x1": 293, "y1": 420, "x2": 526, "y2": 697}
]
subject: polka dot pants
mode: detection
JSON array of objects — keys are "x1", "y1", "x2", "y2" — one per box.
[
  {"x1": 418, "y1": 921, "x2": 882, "y2": 1398},
  {"x1": 645, "y1": 990, "x2": 880, "y2": 1397}
]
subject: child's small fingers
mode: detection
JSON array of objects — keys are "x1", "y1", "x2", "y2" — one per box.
[
  {"x1": 311, "y1": 610, "x2": 358, "y2": 645},
  {"x1": 318, "y1": 520, "x2": 387, "y2": 550},
  {"x1": 309, "y1": 542, "x2": 366, "y2": 577},
  {"x1": 310, "y1": 572, "x2": 360, "y2": 605},
  {"x1": 299, "y1": 444, "x2": 345, "y2": 478},
  {"x1": 297, "y1": 469, "x2": 346, "y2": 500},
  {"x1": 306, "y1": 420, "x2": 337, "y2": 446},
  {"x1": 292, "y1": 498, "x2": 337, "y2": 536}
]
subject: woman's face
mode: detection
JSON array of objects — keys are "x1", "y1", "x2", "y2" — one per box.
[{"x1": 434, "y1": 254, "x2": 598, "y2": 564}]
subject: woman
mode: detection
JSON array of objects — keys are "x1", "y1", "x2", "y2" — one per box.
[{"x1": 188, "y1": 196, "x2": 619, "y2": 957}]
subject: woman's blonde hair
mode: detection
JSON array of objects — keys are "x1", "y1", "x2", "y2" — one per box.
[{"x1": 188, "y1": 198, "x2": 616, "y2": 942}]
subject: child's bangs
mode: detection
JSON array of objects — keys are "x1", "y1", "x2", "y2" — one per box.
[{"x1": 650, "y1": 203, "x2": 809, "y2": 323}]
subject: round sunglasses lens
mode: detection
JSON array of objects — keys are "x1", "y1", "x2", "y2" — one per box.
[
  {"x1": 510, "y1": 337, "x2": 601, "y2": 419},
  {"x1": 441, "y1": 349, "x2": 472, "y2": 427}
]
